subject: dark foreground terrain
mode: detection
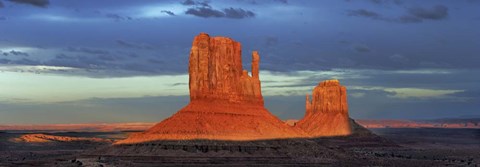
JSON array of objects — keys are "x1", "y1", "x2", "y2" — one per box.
[{"x1": 1, "y1": 125, "x2": 479, "y2": 166}]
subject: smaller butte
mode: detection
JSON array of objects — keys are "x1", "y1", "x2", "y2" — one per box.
[{"x1": 296, "y1": 79, "x2": 352, "y2": 137}]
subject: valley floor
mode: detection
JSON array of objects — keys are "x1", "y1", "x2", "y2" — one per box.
[{"x1": 0, "y1": 128, "x2": 479, "y2": 166}]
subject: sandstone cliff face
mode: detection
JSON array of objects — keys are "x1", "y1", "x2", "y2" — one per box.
[
  {"x1": 189, "y1": 33, "x2": 262, "y2": 105},
  {"x1": 296, "y1": 80, "x2": 352, "y2": 137},
  {"x1": 117, "y1": 33, "x2": 303, "y2": 144}
]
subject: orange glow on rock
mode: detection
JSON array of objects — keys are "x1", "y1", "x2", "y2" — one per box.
[{"x1": 117, "y1": 33, "x2": 352, "y2": 144}]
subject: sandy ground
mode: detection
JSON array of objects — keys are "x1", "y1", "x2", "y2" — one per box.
[{"x1": 0, "y1": 128, "x2": 479, "y2": 166}]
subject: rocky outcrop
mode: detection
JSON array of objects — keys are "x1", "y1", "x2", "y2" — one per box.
[
  {"x1": 296, "y1": 80, "x2": 352, "y2": 137},
  {"x1": 117, "y1": 33, "x2": 303, "y2": 144},
  {"x1": 12, "y1": 134, "x2": 112, "y2": 143},
  {"x1": 189, "y1": 33, "x2": 262, "y2": 105}
]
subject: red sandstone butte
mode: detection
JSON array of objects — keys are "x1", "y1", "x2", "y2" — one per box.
[
  {"x1": 296, "y1": 80, "x2": 352, "y2": 137},
  {"x1": 117, "y1": 33, "x2": 304, "y2": 144}
]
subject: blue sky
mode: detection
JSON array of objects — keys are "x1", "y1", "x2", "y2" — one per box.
[{"x1": 0, "y1": 0, "x2": 479, "y2": 124}]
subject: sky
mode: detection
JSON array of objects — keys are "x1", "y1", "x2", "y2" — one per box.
[{"x1": 0, "y1": 0, "x2": 479, "y2": 124}]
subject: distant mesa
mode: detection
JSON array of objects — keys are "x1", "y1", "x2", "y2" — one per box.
[
  {"x1": 13, "y1": 134, "x2": 112, "y2": 143},
  {"x1": 356, "y1": 119, "x2": 480, "y2": 129},
  {"x1": 117, "y1": 33, "x2": 352, "y2": 144}
]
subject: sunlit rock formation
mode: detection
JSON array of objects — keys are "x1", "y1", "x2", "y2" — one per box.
[
  {"x1": 117, "y1": 33, "x2": 303, "y2": 144},
  {"x1": 296, "y1": 80, "x2": 352, "y2": 137},
  {"x1": 12, "y1": 134, "x2": 112, "y2": 143},
  {"x1": 189, "y1": 33, "x2": 263, "y2": 105}
]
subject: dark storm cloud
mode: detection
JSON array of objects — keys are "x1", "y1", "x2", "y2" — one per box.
[
  {"x1": 8, "y1": 0, "x2": 49, "y2": 8},
  {"x1": 3, "y1": 50, "x2": 30, "y2": 56},
  {"x1": 46, "y1": 54, "x2": 108, "y2": 69},
  {"x1": 408, "y1": 5, "x2": 448, "y2": 20},
  {"x1": 116, "y1": 40, "x2": 154, "y2": 50},
  {"x1": 161, "y1": 10, "x2": 175, "y2": 16},
  {"x1": 186, "y1": 7, "x2": 225, "y2": 18},
  {"x1": 223, "y1": 8, "x2": 255, "y2": 19},
  {"x1": 181, "y1": 0, "x2": 210, "y2": 7},
  {"x1": 184, "y1": 0, "x2": 255, "y2": 19}
]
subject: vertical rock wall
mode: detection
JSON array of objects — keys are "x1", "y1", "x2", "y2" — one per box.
[{"x1": 189, "y1": 33, "x2": 263, "y2": 105}]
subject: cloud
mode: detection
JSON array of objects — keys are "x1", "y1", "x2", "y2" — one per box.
[
  {"x1": 8, "y1": 50, "x2": 30, "y2": 56},
  {"x1": 46, "y1": 54, "x2": 106, "y2": 69},
  {"x1": 0, "y1": 1, "x2": 4, "y2": 8},
  {"x1": 186, "y1": 7, "x2": 256, "y2": 19},
  {"x1": 181, "y1": 0, "x2": 210, "y2": 7},
  {"x1": 2, "y1": 50, "x2": 30, "y2": 56},
  {"x1": 384, "y1": 88, "x2": 463, "y2": 99},
  {"x1": 172, "y1": 82, "x2": 188, "y2": 86},
  {"x1": 397, "y1": 15, "x2": 423, "y2": 23},
  {"x1": 347, "y1": 9, "x2": 380, "y2": 19},
  {"x1": 393, "y1": 0, "x2": 403, "y2": 5},
  {"x1": 66, "y1": 47, "x2": 109, "y2": 55},
  {"x1": 184, "y1": 1, "x2": 255, "y2": 19},
  {"x1": 161, "y1": 10, "x2": 175, "y2": 16},
  {"x1": 389, "y1": 54, "x2": 409, "y2": 63},
  {"x1": 116, "y1": 40, "x2": 154, "y2": 50},
  {"x1": 350, "y1": 92, "x2": 366, "y2": 98},
  {"x1": 347, "y1": 5, "x2": 448, "y2": 23},
  {"x1": 273, "y1": 0, "x2": 288, "y2": 4},
  {"x1": 13, "y1": 58, "x2": 41, "y2": 65},
  {"x1": 369, "y1": 0, "x2": 384, "y2": 4},
  {"x1": 186, "y1": 7, "x2": 224, "y2": 18},
  {"x1": 105, "y1": 13, "x2": 132, "y2": 21},
  {"x1": 0, "y1": 16, "x2": 7, "y2": 21},
  {"x1": 8, "y1": 0, "x2": 49, "y2": 8},
  {"x1": 449, "y1": 90, "x2": 480, "y2": 102},
  {"x1": 408, "y1": 5, "x2": 448, "y2": 20},
  {"x1": 223, "y1": 8, "x2": 255, "y2": 19},
  {"x1": 181, "y1": 0, "x2": 196, "y2": 6},
  {"x1": 0, "y1": 59, "x2": 10, "y2": 64},
  {"x1": 0, "y1": 65, "x2": 78, "y2": 74},
  {"x1": 237, "y1": 0, "x2": 257, "y2": 5},
  {"x1": 353, "y1": 44, "x2": 371, "y2": 53}
]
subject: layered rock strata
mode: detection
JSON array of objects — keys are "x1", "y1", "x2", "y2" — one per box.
[
  {"x1": 296, "y1": 80, "x2": 352, "y2": 137},
  {"x1": 117, "y1": 33, "x2": 303, "y2": 144}
]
